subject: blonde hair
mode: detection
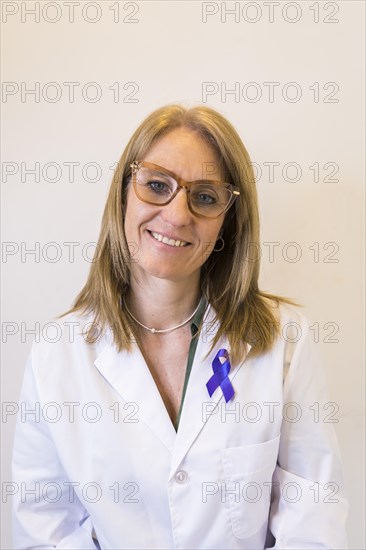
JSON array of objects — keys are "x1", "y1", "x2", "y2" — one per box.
[{"x1": 59, "y1": 104, "x2": 297, "y2": 364}]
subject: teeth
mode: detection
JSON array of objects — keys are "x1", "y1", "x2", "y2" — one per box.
[{"x1": 151, "y1": 231, "x2": 188, "y2": 247}]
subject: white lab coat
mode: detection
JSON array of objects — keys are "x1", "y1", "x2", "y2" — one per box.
[{"x1": 12, "y1": 302, "x2": 349, "y2": 549}]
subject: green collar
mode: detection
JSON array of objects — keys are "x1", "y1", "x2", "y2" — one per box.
[{"x1": 190, "y1": 296, "x2": 208, "y2": 337}]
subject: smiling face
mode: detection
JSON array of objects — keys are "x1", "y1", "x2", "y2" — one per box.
[{"x1": 124, "y1": 127, "x2": 226, "y2": 286}]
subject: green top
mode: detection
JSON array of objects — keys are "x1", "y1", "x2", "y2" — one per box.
[{"x1": 174, "y1": 297, "x2": 208, "y2": 431}]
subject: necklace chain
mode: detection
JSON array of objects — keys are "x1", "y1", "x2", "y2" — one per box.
[{"x1": 124, "y1": 298, "x2": 203, "y2": 334}]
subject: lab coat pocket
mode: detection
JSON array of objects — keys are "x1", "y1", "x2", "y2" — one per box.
[{"x1": 221, "y1": 435, "x2": 280, "y2": 539}]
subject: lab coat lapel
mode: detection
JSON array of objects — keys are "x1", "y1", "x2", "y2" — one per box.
[
  {"x1": 169, "y1": 306, "x2": 252, "y2": 477},
  {"x1": 94, "y1": 337, "x2": 176, "y2": 454}
]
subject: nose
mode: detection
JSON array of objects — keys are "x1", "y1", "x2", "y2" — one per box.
[{"x1": 160, "y1": 187, "x2": 193, "y2": 226}]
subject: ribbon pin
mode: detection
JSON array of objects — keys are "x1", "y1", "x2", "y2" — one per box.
[{"x1": 206, "y1": 348, "x2": 234, "y2": 403}]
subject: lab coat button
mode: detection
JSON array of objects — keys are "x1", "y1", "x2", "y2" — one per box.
[{"x1": 175, "y1": 470, "x2": 188, "y2": 483}]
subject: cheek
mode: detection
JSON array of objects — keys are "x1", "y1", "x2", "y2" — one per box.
[
  {"x1": 201, "y1": 219, "x2": 224, "y2": 243},
  {"x1": 124, "y1": 191, "x2": 158, "y2": 241},
  {"x1": 123, "y1": 199, "x2": 140, "y2": 260},
  {"x1": 123, "y1": 186, "x2": 139, "y2": 238},
  {"x1": 123, "y1": 206, "x2": 132, "y2": 240},
  {"x1": 195, "y1": 222, "x2": 224, "y2": 261}
]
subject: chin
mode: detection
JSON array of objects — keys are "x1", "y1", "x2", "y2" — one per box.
[
  {"x1": 147, "y1": 269, "x2": 188, "y2": 282},
  {"x1": 139, "y1": 262, "x2": 198, "y2": 283}
]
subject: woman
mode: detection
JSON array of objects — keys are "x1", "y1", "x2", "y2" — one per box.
[{"x1": 12, "y1": 104, "x2": 349, "y2": 549}]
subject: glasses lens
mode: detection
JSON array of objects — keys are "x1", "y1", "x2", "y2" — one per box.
[
  {"x1": 190, "y1": 183, "x2": 232, "y2": 217},
  {"x1": 134, "y1": 165, "x2": 233, "y2": 217},
  {"x1": 135, "y1": 167, "x2": 176, "y2": 204}
]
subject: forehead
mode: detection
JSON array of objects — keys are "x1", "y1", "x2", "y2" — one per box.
[{"x1": 142, "y1": 127, "x2": 223, "y2": 181}]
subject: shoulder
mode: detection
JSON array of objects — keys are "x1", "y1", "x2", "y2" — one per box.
[
  {"x1": 29, "y1": 310, "x2": 112, "y2": 379},
  {"x1": 263, "y1": 299, "x2": 322, "y2": 384},
  {"x1": 263, "y1": 297, "x2": 312, "y2": 337},
  {"x1": 256, "y1": 298, "x2": 317, "y2": 377}
]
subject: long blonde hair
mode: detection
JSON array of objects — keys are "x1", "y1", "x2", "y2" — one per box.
[{"x1": 59, "y1": 104, "x2": 296, "y2": 364}]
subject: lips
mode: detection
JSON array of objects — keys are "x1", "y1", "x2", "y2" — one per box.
[{"x1": 148, "y1": 230, "x2": 190, "y2": 248}]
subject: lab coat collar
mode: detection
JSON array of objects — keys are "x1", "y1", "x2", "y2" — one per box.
[{"x1": 93, "y1": 305, "x2": 252, "y2": 476}]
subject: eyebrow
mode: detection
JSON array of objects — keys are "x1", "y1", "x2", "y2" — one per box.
[{"x1": 142, "y1": 162, "x2": 227, "y2": 185}]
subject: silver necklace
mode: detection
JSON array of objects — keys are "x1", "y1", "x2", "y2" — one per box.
[{"x1": 124, "y1": 297, "x2": 203, "y2": 334}]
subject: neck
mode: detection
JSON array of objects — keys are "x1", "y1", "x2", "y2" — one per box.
[{"x1": 125, "y1": 274, "x2": 202, "y2": 332}]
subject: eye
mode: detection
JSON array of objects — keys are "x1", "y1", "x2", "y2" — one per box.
[
  {"x1": 196, "y1": 193, "x2": 217, "y2": 204},
  {"x1": 146, "y1": 179, "x2": 170, "y2": 194},
  {"x1": 191, "y1": 185, "x2": 219, "y2": 205}
]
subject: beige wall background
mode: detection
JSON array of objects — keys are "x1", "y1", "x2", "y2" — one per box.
[{"x1": 1, "y1": 1, "x2": 365, "y2": 548}]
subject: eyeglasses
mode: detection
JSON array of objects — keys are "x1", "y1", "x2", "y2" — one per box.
[{"x1": 130, "y1": 160, "x2": 240, "y2": 218}]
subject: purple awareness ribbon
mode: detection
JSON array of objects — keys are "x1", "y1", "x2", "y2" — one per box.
[{"x1": 206, "y1": 348, "x2": 234, "y2": 403}]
